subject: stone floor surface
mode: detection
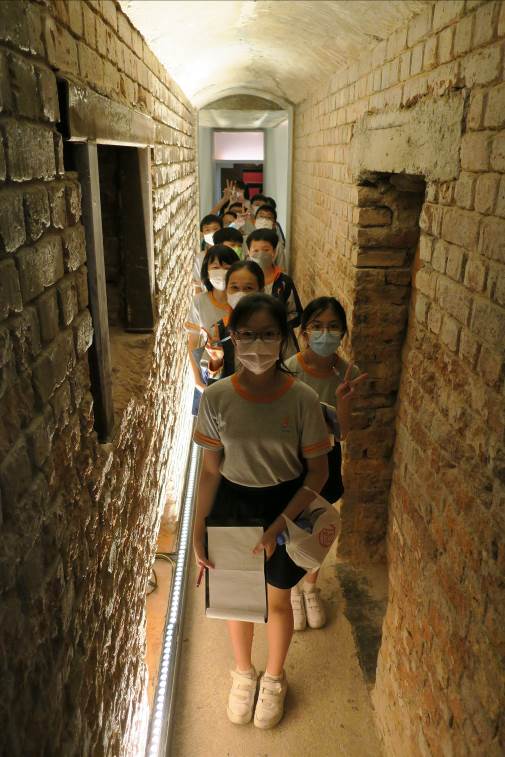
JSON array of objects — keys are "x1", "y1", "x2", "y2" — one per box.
[{"x1": 170, "y1": 551, "x2": 384, "y2": 757}]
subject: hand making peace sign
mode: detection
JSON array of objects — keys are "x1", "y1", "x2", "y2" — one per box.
[{"x1": 335, "y1": 365, "x2": 368, "y2": 407}]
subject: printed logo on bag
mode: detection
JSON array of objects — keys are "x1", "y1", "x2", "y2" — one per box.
[{"x1": 318, "y1": 524, "x2": 337, "y2": 547}]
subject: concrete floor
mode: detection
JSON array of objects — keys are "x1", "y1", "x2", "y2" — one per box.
[{"x1": 171, "y1": 551, "x2": 384, "y2": 757}]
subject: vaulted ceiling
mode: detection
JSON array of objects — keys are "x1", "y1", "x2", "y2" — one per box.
[{"x1": 120, "y1": 0, "x2": 432, "y2": 107}]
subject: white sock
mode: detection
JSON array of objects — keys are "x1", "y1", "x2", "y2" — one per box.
[
  {"x1": 264, "y1": 670, "x2": 283, "y2": 681},
  {"x1": 237, "y1": 666, "x2": 255, "y2": 677},
  {"x1": 303, "y1": 581, "x2": 317, "y2": 593}
]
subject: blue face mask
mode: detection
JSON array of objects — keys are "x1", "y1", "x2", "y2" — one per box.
[{"x1": 308, "y1": 331, "x2": 342, "y2": 357}]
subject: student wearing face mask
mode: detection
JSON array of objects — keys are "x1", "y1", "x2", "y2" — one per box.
[
  {"x1": 249, "y1": 196, "x2": 286, "y2": 249},
  {"x1": 244, "y1": 194, "x2": 269, "y2": 235},
  {"x1": 195, "y1": 215, "x2": 224, "y2": 290},
  {"x1": 193, "y1": 293, "x2": 330, "y2": 729},
  {"x1": 185, "y1": 246, "x2": 239, "y2": 412},
  {"x1": 253, "y1": 204, "x2": 276, "y2": 230},
  {"x1": 263, "y1": 197, "x2": 286, "y2": 244},
  {"x1": 203, "y1": 260, "x2": 265, "y2": 381},
  {"x1": 284, "y1": 297, "x2": 368, "y2": 630},
  {"x1": 250, "y1": 193, "x2": 270, "y2": 216},
  {"x1": 253, "y1": 204, "x2": 287, "y2": 272},
  {"x1": 212, "y1": 226, "x2": 245, "y2": 260},
  {"x1": 246, "y1": 229, "x2": 302, "y2": 355},
  {"x1": 222, "y1": 210, "x2": 238, "y2": 228},
  {"x1": 226, "y1": 201, "x2": 250, "y2": 232}
]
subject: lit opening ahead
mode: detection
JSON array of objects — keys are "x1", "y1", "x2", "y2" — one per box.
[{"x1": 213, "y1": 130, "x2": 264, "y2": 161}]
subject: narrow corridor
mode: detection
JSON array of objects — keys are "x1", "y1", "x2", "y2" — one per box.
[
  {"x1": 171, "y1": 553, "x2": 384, "y2": 757},
  {"x1": 0, "y1": 1, "x2": 504, "y2": 756}
]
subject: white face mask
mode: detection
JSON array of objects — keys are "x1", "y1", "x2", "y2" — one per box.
[
  {"x1": 255, "y1": 217, "x2": 274, "y2": 230},
  {"x1": 235, "y1": 339, "x2": 281, "y2": 374},
  {"x1": 203, "y1": 232, "x2": 215, "y2": 246},
  {"x1": 227, "y1": 291, "x2": 247, "y2": 309},
  {"x1": 250, "y1": 251, "x2": 273, "y2": 270},
  {"x1": 208, "y1": 269, "x2": 227, "y2": 291}
]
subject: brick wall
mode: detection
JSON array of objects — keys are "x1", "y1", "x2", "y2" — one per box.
[
  {"x1": 0, "y1": 1, "x2": 197, "y2": 754},
  {"x1": 291, "y1": 0, "x2": 505, "y2": 753}
]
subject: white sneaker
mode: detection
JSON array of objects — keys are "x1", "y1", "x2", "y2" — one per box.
[
  {"x1": 291, "y1": 589, "x2": 307, "y2": 631},
  {"x1": 304, "y1": 588, "x2": 326, "y2": 629},
  {"x1": 227, "y1": 668, "x2": 258, "y2": 725},
  {"x1": 254, "y1": 672, "x2": 287, "y2": 729}
]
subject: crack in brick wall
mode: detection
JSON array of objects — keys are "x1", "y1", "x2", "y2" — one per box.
[{"x1": 0, "y1": 1, "x2": 197, "y2": 754}]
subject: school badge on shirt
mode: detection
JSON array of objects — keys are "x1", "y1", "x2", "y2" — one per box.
[{"x1": 281, "y1": 416, "x2": 290, "y2": 433}]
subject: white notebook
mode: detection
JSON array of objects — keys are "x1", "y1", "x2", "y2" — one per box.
[{"x1": 205, "y1": 526, "x2": 268, "y2": 623}]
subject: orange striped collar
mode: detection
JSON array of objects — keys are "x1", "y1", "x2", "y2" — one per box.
[
  {"x1": 231, "y1": 373, "x2": 295, "y2": 403},
  {"x1": 265, "y1": 266, "x2": 282, "y2": 286},
  {"x1": 296, "y1": 351, "x2": 336, "y2": 379},
  {"x1": 209, "y1": 291, "x2": 232, "y2": 312}
]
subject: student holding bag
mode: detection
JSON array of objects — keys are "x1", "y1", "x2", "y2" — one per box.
[
  {"x1": 285, "y1": 297, "x2": 368, "y2": 630},
  {"x1": 193, "y1": 294, "x2": 330, "y2": 729}
]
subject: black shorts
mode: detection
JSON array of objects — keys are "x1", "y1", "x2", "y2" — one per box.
[{"x1": 206, "y1": 475, "x2": 307, "y2": 590}]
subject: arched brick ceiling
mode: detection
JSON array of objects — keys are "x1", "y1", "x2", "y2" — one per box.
[{"x1": 120, "y1": 0, "x2": 432, "y2": 107}]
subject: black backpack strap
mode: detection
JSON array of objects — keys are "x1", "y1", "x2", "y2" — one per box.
[
  {"x1": 217, "y1": 319, "x2": 227, "y2": 340},
  {"x1": 217, "y1": 320, "x2": 235, "y2": 378},
  {"x1": 272, "y1": 273, "x2": 302, "y2": 329},
  {"x1": 271, "y1": 273, "x2": 293, "y2": 303}
]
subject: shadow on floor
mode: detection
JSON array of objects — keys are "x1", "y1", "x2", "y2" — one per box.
[{"x1": 334, "y1": 563, "x2": 388, "y2": 685}]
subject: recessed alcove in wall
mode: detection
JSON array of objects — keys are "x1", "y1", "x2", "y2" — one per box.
[
  {"x1": 342, "y1": 172, "x2": 426, "y2": 563},
  {"x1": 338, "y1": 170, "x2": 426, "y2": 686},
  {"x1": 58, "y1": 80, "x2": 157, "y2": 441}
]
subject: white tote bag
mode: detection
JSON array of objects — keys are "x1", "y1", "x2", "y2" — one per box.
[{"x1": 282, "y1": 491, "x2": 341, "y2": 573}]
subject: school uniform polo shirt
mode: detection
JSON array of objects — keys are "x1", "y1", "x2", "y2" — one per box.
[
  {"x1": 184, "y1": 291, "x2": 231, "y2": 334},
  {"x1": 264, "y1": 268, "x2": 299, "y2": 324},
  {"x1": 193, "y1": 249, "x2": 206, "y2": 284},
  {"x1": 285, "y1": 353, "x2": 360, "y2": 437},
  {"x1": 194, "y1": 374, "x2": 331, "y2": 488}
]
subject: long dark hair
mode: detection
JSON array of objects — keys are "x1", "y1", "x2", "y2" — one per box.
[
  {"x1": 300, "y1": 296, "x2": 348, "y2": 334},
  {"x1": 225, "y1": 260, "x2": 265, "y2": 290},
  {"x1": 229, "y1": 293, "x2": 291, "y2": 373},
  {"x1": 200, "y1": 246, "x2": 240, "y2": 292}
]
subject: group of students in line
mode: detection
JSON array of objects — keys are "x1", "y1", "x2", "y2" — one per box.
[{"x1": 186, "y1": 181, "x2": 366, "y2": 730}]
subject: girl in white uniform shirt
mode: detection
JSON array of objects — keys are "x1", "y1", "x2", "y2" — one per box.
[
  {"x1": 193, "y1": 294, "x2": 330, "y2": 729},
  {"x1": 285, "y1": 297, "x2": 368, "y2": 630},
  {"x1": 194, "y1": 214, "x2": 223, "y2": 291},
  {"x1": 204, "y1": 259, "x2": 265, "y2": 381},
  {"x1": 185, "y1": 246, "x2": 239, "y2": 411}
]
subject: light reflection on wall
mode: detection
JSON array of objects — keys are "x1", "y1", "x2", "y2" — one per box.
[{"x1": 157, "y1": 364, "x2": 194, "y2": 522}]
